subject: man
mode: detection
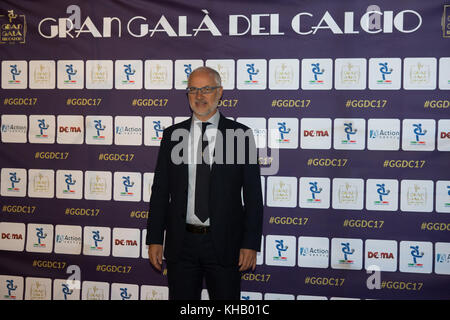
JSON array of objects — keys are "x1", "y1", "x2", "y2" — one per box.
[{"x1": 146, "y1": 66, "x2": 263, "y2": 300}]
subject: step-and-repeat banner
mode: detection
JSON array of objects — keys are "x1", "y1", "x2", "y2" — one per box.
[{"x1": 0, "y1": 0, "x2": 449, "y2": 300}]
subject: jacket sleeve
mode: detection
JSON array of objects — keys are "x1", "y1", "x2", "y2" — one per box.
[
  {"x1": 146, "y1": 128, "x2": 170, "y2": 245},
  {"x1": 240, "y1": 130, "x2": 264, "y2": 251}
]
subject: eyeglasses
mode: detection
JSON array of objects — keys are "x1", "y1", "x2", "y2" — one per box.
[{"x1": 186, "y1": 86, "x2": 221, "y2": 95}]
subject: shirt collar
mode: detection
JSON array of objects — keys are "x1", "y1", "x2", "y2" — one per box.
[{"x1": 192, "y1": 110, "x2": 220, "y2": 128}]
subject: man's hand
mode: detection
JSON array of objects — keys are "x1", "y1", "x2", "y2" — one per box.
[
  {"x1": 238, "y1": 248, "x2": 257, "y2": 272},
  {"x1": 148, "y1": 244, "x2": 163, "y2": 271}
]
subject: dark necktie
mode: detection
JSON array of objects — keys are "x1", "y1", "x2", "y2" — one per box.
[{"x1": 194, "y1": 122, "x2": 211, "y2": 223}]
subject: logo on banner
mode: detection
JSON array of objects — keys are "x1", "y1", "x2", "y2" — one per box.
[
  {"x1": 406, "y1": 184, "x2": 427, "y2": 206},
  {"x1": 121, "y1": 176, "x2": 135, "y2": 196},
  {"x1": 29, "y1": 281, "x2": 48, "y2": 300},
  {"x1": 89, "y1": 175, "x2": 108, "y2": 195},
  {"x1": 61, "y1": 283, "x2": 73, "y2": 300},
  {"x1": 119, "y1": 288, "x2": 132, "y2": 300},
  {"x1": 9, "y1": 64, "x2": 22, "y2": 84},
  {"x1": 342, "y1": 122, "x2": 357, "y2": 144},
  {"x1": 245, "y1": 63, "x2": 259, "y2": 84},
  {"x1": 93, "y1": 120, "x2": 106, "y2": 140},
  {"x1": 274, "y1": 63, "x2": 293, "y2": 85},
  {"x1": 409, "y1": 62, "x2": 430, "y2": 85},
  {"x1": 112, "y1": 228, "x2": 140, "y2": 257},
  {"x1": 62, "y1": 174, "x2": 76, "y2": 194},
  {"x1": 340, "y1": 62, "x2": 360, "y2": 85},
  {"x1": 86, "y1": 286, "x2": 105, "y2": 300},
  {"x1": 377, "y1": 62, "x2": 393, "y2": 84},
  {"x1": 150, "y1": 63, "x2": 168, "y2": 84},
  {"x1": 273, "y1": 239, "x2": 288, "y2": 261},
  {"x1": 216, "y1": 63, "x2": 230, "y2": 84},
  {"x1": 435, "y1": 243, "x2": 450, "y2": 275},
  {"x1": 1, "y1": 114, "x2": 27, "y2": 144},
  {"x1": 339, "y1": 242, "x2": 355, "y2": 265},
  {"x1": 374, "y1": 183, "x2": 391, "y2": 206},
  {"x1": 365, "y1": 239, "x2": 398, "y2": 272},
  {"x1": 32, "y1": 172, "x2": 50, "y2": 193},
  {"x1": 65, "y1": 64, "x2": 78, "y2": 83},
  {"x1": 91, "y1": 63, "x2": 108, "y2": 83},
  {"x1": 307, "y1": 181, "x2": 322, "y2": 204},
  {"x1": 4, "y1": 279, "x2": 18, "y2": 299},
  {"x1": 443, "y1": 5, "x2": 450, "y2": 38},
  {"x1": 152, "y1": 121, "x2": 164, "y2": 141},
  {"x1": 272, "y1": 180, "x2": 292, "y2": 202},
  {"x1": 84, "y1": 227, "x2": 110, "y2": 256},
  {"x1": 35, "y1": 119, "x2": 49, "y2": 138},
  {"x1": 299, "y1": 246, "x2": 328, "y2": 258},
  {"x1": 183, "y1": 64, "x2": 192, "y2": 85},
  {"x1": 369, "y1": 129, "x2": 400, "y2": 140},
  {"x1": 91, "y1": 230, "x2": 104, "y2": 251},
  {"x1": 310, "y1": 63, "x2": 324, "y2": 84},
  {"x1": 277, "y1": 122, "x2": 291, "y2": 143},
  {"x1": 8, "y1": 172, "x2": 21, "y2": 192},
  {"x1": 436, "y1": 253, "x2": 450, "y2": 264},
  {"x1": 0, "y1": 10, "x2": 26, "y2": 44},
  {"x1": 32, "y1": 63, "x2": 52, "y2": 85},
  {"x1": 338, "y1": 182, "x2": 358, "y2": 204},
  {"x1": 143, "y1": 287, "x2": 168, "y2": 300},
  {"x1": 122, "y1": 64, "x2": 136, "y2": 84},
  {"x1": 408, "y1": 245, "x2": 424, "y2": 268},
  {"x1": 1, "y1": 123, "x2": 27, "y2": 134},
  {"x1": 410, "y1": 123, "x2": 427, "y2": 146},
  {"x1": 33, "y1": 227, "x2": 47, "y2": 248}
]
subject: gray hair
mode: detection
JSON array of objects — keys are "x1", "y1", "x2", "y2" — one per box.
[{"x1": 188, "y1": 66, "x2": 222, "y2": 87}]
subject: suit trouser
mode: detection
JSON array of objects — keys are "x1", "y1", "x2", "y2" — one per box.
[{"x1": 166, "y1": 230, "x2": 241, "y2": 300}]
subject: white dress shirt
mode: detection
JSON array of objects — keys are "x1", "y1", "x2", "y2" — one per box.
[{"x1": 186, "y1": 111, "x2": 220, "y2": 226}]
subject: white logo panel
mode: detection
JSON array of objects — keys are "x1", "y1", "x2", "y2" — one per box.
[
  {"x1": 115, "y1": 60, "x2": 143, "y2": 90},
  {"x1": 266, "y1": 176, "x2": 297, "y2": 208},
  {"x1": 145, "y1": 60, "x2": 173, "y2": 90},
  {"x1": 331, "y1": 238, "x2": 363, "y2": 270},
  {"x1": 368, "y1": 58, "x2": 401, "y2": 90},
  {"x1": 335, "y1": 58, "x2": 366, "y2": 90},
  {"x1": 236, "y1": 59, "x2": 267, "y2": 90},
  {"x1": 300, "y1": 118, "x2": 332, "y2": 149},
  {"x1": 1, "y1": 168, "x2": 27, "y2": 197},
  {"x1": 301, "y1": 58, "x2": 332, "y2": 90},
  {"x1": 365, "y1": 239, "x2": 398, "y2": 272},
  {"x1": 265, "y1": 235, "x2": 296, "y2": 267},
  {"x1": 1, "y1": 60, "x2": 27, "y2": 89},
  {"x1": 29, "y1": 60, "x2": 55, "y2": 89},
  {"x1": 399, "y1": 241, "x2": 432, "y2": 274},
  {"x1": 26, "y1": 223, "x2": 54, "y2": 253},
  {"x1": 268, "y1": 59, "x2": 299, "y2": 90},
  {"x1": 84, "y1": 171, "x2": 112, "y2": 201},
  {"x1": 206, "y1": 59, "x2": 235, "y2": 90},
  {"x1": 86, "y1": 60, "x2": 113, "y2": 89},
  {"x1": 332, "y1": 178, "x2": 364, "y2": 210},
  {"x1": 299, "y1": 177, "x2": 330, "y2": 209},
  {"x1": 400, "y1": 180, "x2": 434, "y2": 212},
  {"x1": 57, "y1": 60, "x2": 84, "y2": 89},
  {"x1": 27, "y1": 169, "x2": 54, "y2": 198},
  {"x1": 403, "y1": 57, "x2": 437, "y2": 90}
]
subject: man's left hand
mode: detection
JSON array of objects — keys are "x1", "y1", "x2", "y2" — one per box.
[{"x1": 238, "y1": 248, "x2": 257, "y2": 272}]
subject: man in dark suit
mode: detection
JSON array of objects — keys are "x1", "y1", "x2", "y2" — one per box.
[{"x1": 146, "y1": 66, "x2": 263, "y2": 300}]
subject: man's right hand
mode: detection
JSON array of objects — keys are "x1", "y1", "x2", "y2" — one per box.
[{"x1": 148, "y1": 244, "x2": 163, "y2": 271}]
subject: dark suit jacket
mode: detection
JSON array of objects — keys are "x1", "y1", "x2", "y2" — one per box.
[{"x1": 146, "y1": 112, "x2": 263, "y2": 266}]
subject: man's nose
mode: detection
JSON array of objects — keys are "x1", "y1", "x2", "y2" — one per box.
[{"x1": 195, "y1": 89, "x2": 204, "y2": 97}]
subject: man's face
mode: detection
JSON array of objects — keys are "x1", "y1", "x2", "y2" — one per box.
[{"x1": 187, "y1": 71, "x2": 223, "y2": 121}]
